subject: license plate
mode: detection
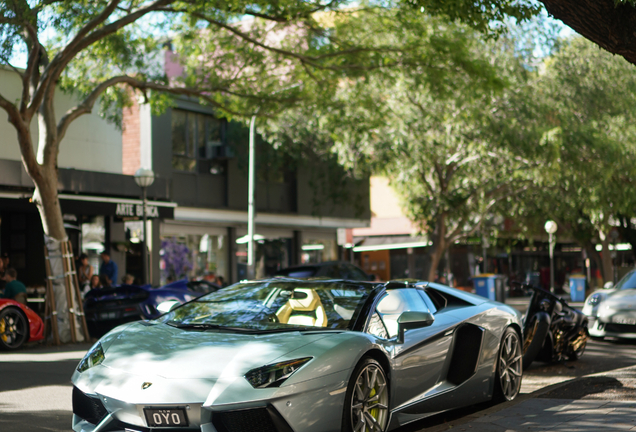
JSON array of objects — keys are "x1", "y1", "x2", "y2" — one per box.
[
  {"x1": 612, "y1": 316, "x2": 636, "y2": 325},
  {"x1": 144, "y1": 408, "x2": 188, "y2": 428}
]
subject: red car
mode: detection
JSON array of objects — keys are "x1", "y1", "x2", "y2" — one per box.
[{"x1": 0, "y1": 299, "x2": 44, "y2": 350}]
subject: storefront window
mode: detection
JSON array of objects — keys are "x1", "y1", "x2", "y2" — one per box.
[{"x1": 160, "y1": 234, "x2": 227, "y2": 285}]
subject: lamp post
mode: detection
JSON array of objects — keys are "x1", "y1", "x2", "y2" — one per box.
[
  {"x1": 544, "y1": 220, "x2": 558, "y2": 292},
  {"x1": 134, "y1": 168, "x2": 155, "y2": 285},
  {"x1": 247, "y1": 115, "x2": 256, "y2": 279}
]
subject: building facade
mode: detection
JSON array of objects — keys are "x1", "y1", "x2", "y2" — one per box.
[{"x1": 0, "y1": 68, "x2": 370, "y2": 288}]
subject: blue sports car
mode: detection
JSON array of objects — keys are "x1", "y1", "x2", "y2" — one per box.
[{"x1": 83, "y1": 279, "x2": 220, "y2": 337}]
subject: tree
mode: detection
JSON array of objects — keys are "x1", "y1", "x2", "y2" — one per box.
[
  {"x1": 266, "y1": 15, "x2": 536, "y2": 281},
  {"x1": 506, "y1": 36, "x2": 636, "y2": 284},
  {"x1": 410, "y1": 0, "x2": 636, "y2": 67}
]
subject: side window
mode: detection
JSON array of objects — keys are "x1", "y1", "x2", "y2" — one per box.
[
  {"x1": 367, "y1": 312, "x2": 389, "y2": 339},
  {"x1": 374, "y1": 289, "x2": 430, "y2": 338},
  {"x1": 418, "y1": 290, "x2": 438, "y2": 314}
]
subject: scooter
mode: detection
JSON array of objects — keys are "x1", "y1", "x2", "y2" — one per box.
[{"x1": 515, "y1": 282, "x2": 589, "y2": 369}]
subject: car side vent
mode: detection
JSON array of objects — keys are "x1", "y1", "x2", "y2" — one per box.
[
  {"x1": 72, "y1": 386, "x2": 108, "y2": 425},
  {"x1": 447, "y1": 324, "x2": 484, "y2": 385}
]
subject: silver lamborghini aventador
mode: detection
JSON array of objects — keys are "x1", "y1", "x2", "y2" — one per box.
[{"x1": 71, "y1": 279, "x2": 524, "y2": 432}]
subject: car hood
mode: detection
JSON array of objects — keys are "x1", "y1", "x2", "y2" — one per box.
[
  {"x1": 101, "y1": 322, "x2": 330, "y2": 379},
  {"x1": 601, "y1": 289, "x2": 636, "y2": 310}
]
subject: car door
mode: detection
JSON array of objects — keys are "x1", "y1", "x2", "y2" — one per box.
[{"x1": 367, "y1": 289, "x2": 457, "y2": 410}]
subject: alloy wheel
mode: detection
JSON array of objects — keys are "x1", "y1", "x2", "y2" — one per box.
[
  {"x1": 498, "y1": 330, "x2": 523, "y2": 400},
  {"x1": 0, "y1": 309, "x2": 27, "y2": 349},
  {"x1": 350, "y1": 363, "x2": 389, "y2": 432}
]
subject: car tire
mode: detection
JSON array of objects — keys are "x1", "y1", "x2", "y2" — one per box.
[
  {"x1": 493, "y1": 327, "x2": 523, "y2": 403},
  {"x1": 342, "y1": 357, "x2": 390, "y2": 432},
  {"x1": 0, "y1": 307, "x2": 29, "y2": 350}
]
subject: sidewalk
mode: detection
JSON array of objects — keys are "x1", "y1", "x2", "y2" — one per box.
[{"x1": 426, "y1": 366, "x2": 636, "y2": 431}]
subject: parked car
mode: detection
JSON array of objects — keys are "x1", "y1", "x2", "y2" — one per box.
[
  {"x1": 72, "y1": 279, "x2": 523, "y2": 432},
  {"x1": 274, "y1": 260, "x2": 373, "y2": 280},
  {"x1": 83, "y1": 279, "x2": 221, "y2": 337},
  {"x1": 0, "y1": 299, "x2": 44, "y2": 350},
  {"x1": 583, "y1": 269, "x2": 636, "y2": 339}
]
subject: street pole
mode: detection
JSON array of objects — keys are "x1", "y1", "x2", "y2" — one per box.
[
  {"x1": 247, "y1": 115, "x2": 256, "y2": 279},
  {"x1": 544, "y1": 220, "x2": 557, "y2": 293},
  {"x1": 134, "y1": 168, "x2": 154, "y2": 286},
  {"x1": 549, "y1": 231, "x2": 555, "y2": 293},
  {"x1": 142, "y1": 186, "x2": 148, "y2": 285}
]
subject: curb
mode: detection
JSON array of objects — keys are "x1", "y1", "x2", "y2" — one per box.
[{"x1": 421, "y1": 363, "x2": 636, "y2": 431}]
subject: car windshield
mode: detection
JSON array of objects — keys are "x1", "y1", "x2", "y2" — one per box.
[
  {"x1": 158, "y1": 281, "x2": 376, "y2": 332},
  {"x1": 614, "y1": 271, "x2": 636, "y2": 290}
]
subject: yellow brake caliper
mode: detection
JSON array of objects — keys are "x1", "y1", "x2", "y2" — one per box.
[
  {"x1": 367, "y1": 387, "x2": 378, "y2": 432},
  {"x1": 0, "y1": 317, "x2": 7, "y2": 342}
]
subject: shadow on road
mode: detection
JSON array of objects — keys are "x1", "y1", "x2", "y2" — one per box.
[
  {"x1": 0, "y1": 359, "x2": 78, "y2": 393},
  {"x1": 0, "y1": 411, "x2": 71, "y2": 432}
]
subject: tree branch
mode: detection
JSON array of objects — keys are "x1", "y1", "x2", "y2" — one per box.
[
  {"x1": 0, "y1": 92, "x2": 40, "y2": 181},
  {"x1": 30, "y1": 0, "x2": 172, "y2": 119}
]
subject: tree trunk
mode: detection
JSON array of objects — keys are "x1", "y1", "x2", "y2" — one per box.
[
  {"x1": 427, "y1": 244, "x2": 445, "y2": 282},
  {"x1": 427, "y1": 215, "x2": 447, "y2": 281},
  {"x1": 32, "y1": 166, "x2": 68, "y2": 241}
]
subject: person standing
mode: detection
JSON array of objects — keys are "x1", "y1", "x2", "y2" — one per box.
[
  {"x1": 77, "y1": 253, "x2": 93, "y2": 294},
  {"x1": 1, "y1": 268, "x2": 27, "y2": 304},
  {"x1": 0, "y1": 253, "x2": 5, "y2": 292},
  {"x1": 99, "y1": 251, "x2": 118, "y2": 287}
]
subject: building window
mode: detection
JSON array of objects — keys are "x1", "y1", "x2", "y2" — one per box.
[{"x1": 172, "y1": 109, "x2": 226, "y2": 173}]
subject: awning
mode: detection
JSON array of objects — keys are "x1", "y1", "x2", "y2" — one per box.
[{"x1": 353, "y1": 235, "x2": 430, "y2": 252}]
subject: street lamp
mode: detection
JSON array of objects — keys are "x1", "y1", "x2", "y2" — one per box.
[
  {"x1": 247, "y1": 115, "x2": 256, "y2": 279},
  {"x1": 544, "y1": 220, "x2": 558, "y2": 292},
  {"x1": 134, "y1": 168, "x2": 155, "y2": 285}
]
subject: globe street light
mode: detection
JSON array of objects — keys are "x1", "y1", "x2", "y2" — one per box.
[
  {"x1": 134, "y1": 168, "x2": 155, "y2": 285},
  {"x1": 544, "y1": 220, "x2": 558, "y2": 292}
]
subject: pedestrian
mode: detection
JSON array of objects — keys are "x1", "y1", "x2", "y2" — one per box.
[
  {"x1": 89, "y1": 274, "x2": 102, "y2": 290},
  {"x1": 215, "y1": 275, "x2": 227, "y2": 288},
  {"x1": 0, "y1": 252, "x2": 5, "y2": 291},
  {"x1": 1, "y1": 268, "x2": 27, "y2": 304},
  {"x1": 123, "y1": 274, "x2": 135, "y2": 285},
  {"x1": 77, "y1": 253, "x2": 93, "y2": 293},
  {"x1": 1, "y1": 252, "x2": 9, "y2": 272},
  {"x1": 99, "y1": 251, "x2": 118, "y2": 287}
]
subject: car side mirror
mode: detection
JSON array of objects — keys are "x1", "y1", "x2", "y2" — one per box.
[{"x1": 397, "y1": 311, "x2": 435, "y2": 343}]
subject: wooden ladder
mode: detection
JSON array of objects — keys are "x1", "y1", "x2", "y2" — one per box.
[{"x1": 43, "y1": 240, "x2": 90, "y2": 344}]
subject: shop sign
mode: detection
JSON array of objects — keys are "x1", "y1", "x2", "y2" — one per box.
[{"x1": 116, "y1": 203, "x2": 160, "y2": 218}]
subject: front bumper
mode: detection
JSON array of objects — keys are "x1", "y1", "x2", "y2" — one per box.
[
  {"x1": 72, "y1": 397, "x2": 291, "y2": 432},
  {"x1": 588, "y1": 317, "x2": 636, "y2": 339},
  {"x1": 72, "y1": 369, "x2": 349, "y2": 432}
]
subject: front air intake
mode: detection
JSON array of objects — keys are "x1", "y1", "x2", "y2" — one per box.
[
  {"x1": 212, "y1": 405, "x2": 293, "y2": 432},
  {"x1": 72, "y1": 386, "x2": 108, "y2": 425}
]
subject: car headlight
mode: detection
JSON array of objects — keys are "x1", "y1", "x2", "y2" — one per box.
[
  {"x1": 244, "y1": 357, "x2": 312, "y2": 389},
  {"x1": 77, "y1": 343, "x2": 105, "y2": 373},
  {"x1": 587, "y1": 294, "x2": 603, "y2": 306}
]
